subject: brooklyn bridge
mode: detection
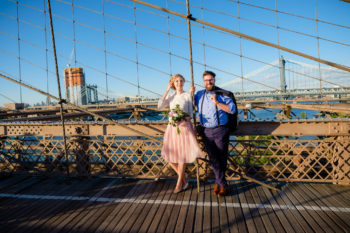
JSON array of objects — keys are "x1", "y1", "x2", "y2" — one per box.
[{"x1": 0, "y1": 0, "x2": 349, "y2": 232}]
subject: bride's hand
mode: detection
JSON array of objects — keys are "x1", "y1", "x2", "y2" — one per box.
[{"x1": 166, "y1": 81, "x2": 173, "y2": 91}]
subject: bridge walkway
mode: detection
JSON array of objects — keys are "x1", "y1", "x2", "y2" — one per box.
[{"x1": 0, "y1": 175, "x2": 349, "y2": 232}]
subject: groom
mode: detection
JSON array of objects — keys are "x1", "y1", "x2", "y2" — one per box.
[{"x1": 191, "y1": 71, "x2": 236, "y2": 196}]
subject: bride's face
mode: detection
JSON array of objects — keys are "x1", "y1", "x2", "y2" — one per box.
[{"x1": 174, "y1": 77, "x2": 184, "y2": 91}]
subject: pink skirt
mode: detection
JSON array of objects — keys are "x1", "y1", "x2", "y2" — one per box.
[{"x1": 161, "y1": 120, "x2": 204, "y2": 163}]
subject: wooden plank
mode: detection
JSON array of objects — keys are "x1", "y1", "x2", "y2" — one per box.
[
  {"x1": 217, "y1": 184, "x2": 230, "y2": 233},
  {"x1": 0, "y1": 176, "x2": 45, "y2": 222},
  {"x1": 33, "y1": 178, "x2": 104, "y2": 233},
  {"x1": 309, "y1": 183, "x2": 350, "y2": 226},
  {"x1": 116, "y1": 180, "x2": 156, "y2": 232},
  {"x1": 96, "y1": 179, "x2": 146, "y2": 232},
  {"x1": 282, "y1": 183, "x2": 327, "y2": 233},
  {"x1": 146, "y1": 181, "x2": 175, "y2": 232},
  {"x1": 228, "y1": 181, "x2": 247, "y2": 233},
  {"x1": 183, "y1": 182, "x2": 199, "y2": 233},
  {"x1": 48, "y1": 178, "x2": 111, "y2": 233},
  {"x1": 272, "y1": 184, "x2": 313, "y2": 233},
  {"x1": 0, "y1": 175, "x2": 30, "y2": 191},
  {"x1": 94, "y1": 179, "x2": 142, "y2": 233},
  {"x1": 164, "y1": 185, "x2": 186, "y2": 232},
  {"x1": 128, "y1": 180, "x2": 167, "y2": 233},
  {"x1": 82, "y1": 179, "x2": 134, "y2": 232},
  {"x1": 269, "y1": 187, "x2": 307, "y2": 233},
  {"x1": 22, "y1": 177, "x2": 102, "y2": 232},
  {"x1": 193, "y1": 180, "x2": 204, "y2": 233},
  {"x1": 236, "y1": 181, "x2": 258, "y2": 232},
  {"x1": 248, "y1": 184, "x2": 278, "y2": 233},
  {"x1": 304, "y1": 183, "x2": 350, "y2": 231},
  {"x1": 323, "y1": 184, "x2": 350, "y2": 205},
  {"x1": 12, "y1": 178, "x2": 81, "y2": 233},
  {"x1": 292, "y1": 183, "x2": 345, "y2": 232},
  {"x1": 0, "y1": 175, "x2": 32, "y2": 209},
  {"x1": 64, "y1": 179, "x2": 122, "y2": 233},
  {"x1": 155, "y1": 181, "x2": 181, "y2": 233},
  {"x1": 4, "y1": 178, "x2": 66, "y2": 233},
  {"x1": 259, "y1": 184, "x2": 296, "y2": 232},
  {"x1": 137, "y1": 180, "x2": 170, "y2": 232},
  {"x1": 202, "y1": 183, "x2": 211, "y2": 233},
  {"x1": 241, "y1": 182, "x2": 267, "y2": 233},
  {"x1": 174, "y1": 182, "x2": 193, "y2": 233}
]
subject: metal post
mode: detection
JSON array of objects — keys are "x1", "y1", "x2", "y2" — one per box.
[{"x1": 46, "y1": 0, "x2": 70, "y2": 176}]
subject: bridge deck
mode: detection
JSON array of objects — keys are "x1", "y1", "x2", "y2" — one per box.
[{"x1": 0, "y1": 176, "x2": 349, "y2": 233}]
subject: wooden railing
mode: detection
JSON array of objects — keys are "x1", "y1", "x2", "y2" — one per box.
[{"x1": 0, "y1": 120, "x2": 349, "y2": 185}]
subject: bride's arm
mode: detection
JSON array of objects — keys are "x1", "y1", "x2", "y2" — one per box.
[{"x1": 157, "y1": 82, "x2": 173, "y2": 109}]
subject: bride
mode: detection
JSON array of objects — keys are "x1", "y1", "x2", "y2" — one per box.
[{"x1": 158, "y1": 74, "x2": 204, "y2": 193}]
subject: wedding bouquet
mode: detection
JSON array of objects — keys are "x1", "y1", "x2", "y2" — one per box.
[{"x1": 168, "y1": 104, "x2": 189, "y2": 134}]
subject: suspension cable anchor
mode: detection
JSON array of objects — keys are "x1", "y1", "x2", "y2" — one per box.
[
  {"x1": 186, "y1": 14, "x2": 195, "y2": 20},
  {"x1": 58, "y1": 99, "x2": 67, "y2": 105}
]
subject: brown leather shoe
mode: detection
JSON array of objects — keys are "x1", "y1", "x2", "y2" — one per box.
[
  {"x1": 213, "y1": 184, "x2": 220, "y2": 195},
  {"x1": 218, "y1": 186, "x2": 227, "y2": 197}
]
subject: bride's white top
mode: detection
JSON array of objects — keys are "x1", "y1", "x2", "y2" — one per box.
[{"x1": 158, "y1": 92, "x2": 193, "y2": 116}]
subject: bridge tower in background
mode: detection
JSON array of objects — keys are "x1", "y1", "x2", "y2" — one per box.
[{"x1": 279, "y1": 56, "x2": 287, "y2": 92}]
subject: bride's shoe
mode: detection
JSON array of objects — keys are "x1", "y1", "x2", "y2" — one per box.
[
  {"x1": 174, "y1": 184, "x2": 182, "y2": 194},
  {"x1": 182, "y1": 182, "x2": 189, "y2": 191}
]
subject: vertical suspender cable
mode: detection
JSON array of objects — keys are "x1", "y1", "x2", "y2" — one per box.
[
  {"x1": 166, "y1": 0, "x2": 173, "y2": 77},
  {"x1": 236, "y1": 1, "x2": 245, "y2": 101},
  {"x1": 72, "y1": 0, "x2": 77, "y2": 67},
  {"x1": 47, "y1": 0, "x2": 70, "y2": 177},
  {"x1": 43, "y1": 0, "x2": 50, "y2": 105},
  {"x1": 275, "y1": 0, "x2": 285, "y2": 103},
  {"x1": 102, "y1": 0, "x2": 109, "y2": 101},
  {"x1": 133, "y1": 2, "x2": 141, "y2": 98},
  {"x1": 16, "y1": 1, "x2": 23, "y2": 104},
  {"x1": 314, "y1": 0, "x2": 323, "y2": 101},
  {"x1": 200, "y1": 0, "x2": 207, "y2": 70},
  {"x1": 185, "y1": 0, "x2": 200, "y2": 193}
]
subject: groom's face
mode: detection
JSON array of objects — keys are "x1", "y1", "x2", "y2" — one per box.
[{"x1": 203, "y1": 74, "x2": 215, "y2": 91}]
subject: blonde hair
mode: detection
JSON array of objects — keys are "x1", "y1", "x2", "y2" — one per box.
[{"x1": 169, "y1": 74, "x2": 185, "y2": 90}]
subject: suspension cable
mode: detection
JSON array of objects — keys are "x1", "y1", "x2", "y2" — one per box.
[
  {"x1": 131, "y1": 0, "x2": 350, "y2": 73},
  {"x1": 133, "y1": 1, "x2": 141, "y2": 98},
  {"x1": 172, "y1": 0, "x2": 350, "y2": 48},
  {"x1": 166, "y1": 0, "x2": 173, "y2": 76},
  {"x1": 102, "y1": 0, "x2": 109, "y2": 101},
  {"x1": 314, "y1": 0, "x2": 323, "y2": 100},
  {"x1": 1, "y1": 0, "x2": 348, "y2": 94},
  {"x1": 71, "y1": 0, "x2": 77, "y2": 67},
  {"x1": 16, "y1": 1, "x2": 23, "y2": 103},
  {"x1": 236, "y1": 0, "x2": 245, "y2": 100},
  {"x1": 43, "y1": 0, "x2": 50, "y2": 105},
  {"x1": 200, "y1": 0, "x2": 207, "y2": 70},
  {"x1": 46, "y1": 0, "x2": 70, "y2": 176}
]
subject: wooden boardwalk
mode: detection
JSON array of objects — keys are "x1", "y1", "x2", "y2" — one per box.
[{"x1": 0, "y1": 175, "x2": 349, "y2": 233}]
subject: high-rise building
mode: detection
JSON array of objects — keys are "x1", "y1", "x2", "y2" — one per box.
[{"x1": 64, "y1": 67, "x2": 87, "y2": 105}]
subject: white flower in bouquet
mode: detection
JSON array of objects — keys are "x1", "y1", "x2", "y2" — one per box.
[{"x1": 168, "y1": 104, "x2": 189, "y2": 135}]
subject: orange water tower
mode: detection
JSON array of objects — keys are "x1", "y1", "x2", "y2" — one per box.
[{"x1": 64, "y1": 67, "x2": 87, "y2": 105}]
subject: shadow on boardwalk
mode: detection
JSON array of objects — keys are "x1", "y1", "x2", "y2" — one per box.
[{"x1": 0, "y1": 175, "x2": 349, "y2": 233}]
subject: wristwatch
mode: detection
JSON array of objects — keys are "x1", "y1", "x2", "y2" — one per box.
[{"x1": 215, "y1": 101, "x2": 219, "y2": 105}]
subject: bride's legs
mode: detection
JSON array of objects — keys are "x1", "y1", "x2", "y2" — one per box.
[
  {"x1": 176, "y1": 163, "x2": 186, "y2": 189},
  {"x1": 169, "y1": 162, "x2": 179, "y2": 175}
]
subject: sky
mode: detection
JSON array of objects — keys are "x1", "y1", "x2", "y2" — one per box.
[{"x1": 0, "y1": 0, "x2": 349, "y2": 106}]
